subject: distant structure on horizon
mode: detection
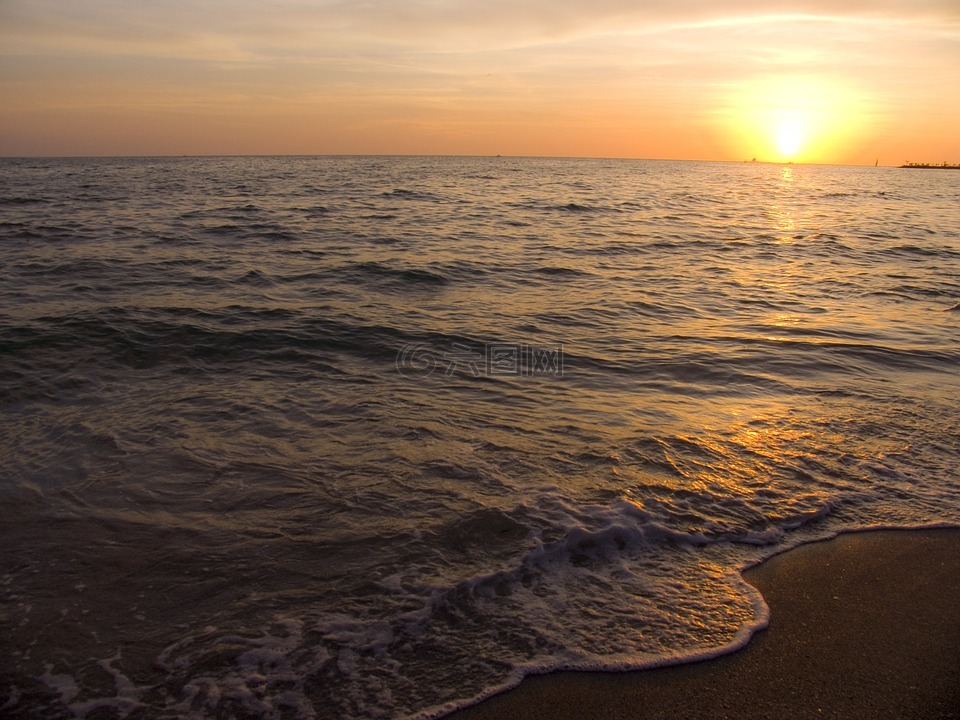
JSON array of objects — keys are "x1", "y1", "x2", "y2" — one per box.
[{"x1": 899, "y1": 161, "x2": 960, "y2": 170}]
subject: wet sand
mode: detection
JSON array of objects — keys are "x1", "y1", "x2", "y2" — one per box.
[{"x1": 448, "y1": 528, "x2": 960, "y2": 720}]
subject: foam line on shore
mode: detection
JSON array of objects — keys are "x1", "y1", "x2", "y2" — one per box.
[{"x1": 442, "y1": 526, "x2": 960, "y2": 720}]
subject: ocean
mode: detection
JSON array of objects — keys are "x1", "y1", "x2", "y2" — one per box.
[{"x1": 1, "y1": 155, "x2": 958, "y2": 719}]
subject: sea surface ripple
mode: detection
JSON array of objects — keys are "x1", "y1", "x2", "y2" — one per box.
[{"x1": 1, "y1": 156, "x2": 959, "y2": 719}]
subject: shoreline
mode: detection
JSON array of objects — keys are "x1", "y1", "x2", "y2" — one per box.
[{"x1": 446, "y1": 528, "x2": 960, "y2": 720}]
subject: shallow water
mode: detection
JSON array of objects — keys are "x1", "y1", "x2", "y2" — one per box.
[{"x1": 1, "y1": 156, "x2": 959, "y2": 719}]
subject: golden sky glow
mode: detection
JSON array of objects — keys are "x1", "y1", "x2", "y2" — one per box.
[{"x1": 2, "y1": 1, "x2": 958, "y2": 163}]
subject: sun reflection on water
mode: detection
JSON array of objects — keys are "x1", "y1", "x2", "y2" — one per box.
[{"x1": 770, "y1": 165, "x2": 797, "y2": 243}]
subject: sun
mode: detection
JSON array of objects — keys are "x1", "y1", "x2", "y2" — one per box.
[
  {"x1": 765, "y1": 103, "x2": 818, "y2": 163},
  {"x1": 719, "y1": 75, "x2": 866, "y2": 164},
  {"x1": 774, "y1": 114, "x2": 805, "y2": 160}
]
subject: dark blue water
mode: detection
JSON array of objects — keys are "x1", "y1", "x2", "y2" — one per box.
[{"x1": 2, "y1": 156, "x2": 959, "y2": 719}]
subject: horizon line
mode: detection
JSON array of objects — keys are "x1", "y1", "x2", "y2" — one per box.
[{"x1": 0, "y1": 152, "x2": 900, "y2": 168}]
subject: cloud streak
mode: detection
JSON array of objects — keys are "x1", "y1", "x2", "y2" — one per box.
[{"x1": 3, "y1": 0, "x2": 957, "y2": 58}]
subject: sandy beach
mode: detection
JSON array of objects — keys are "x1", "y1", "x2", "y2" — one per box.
[{"x1": 448, "y1": 529, "x2": 960, "y2": 720}]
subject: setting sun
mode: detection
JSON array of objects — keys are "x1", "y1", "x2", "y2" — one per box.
[
  {"x1": 774, "y1": 114, "x2": 806, "y2": 160},
  {"x1": 719, "y1": 75, "x2": 866, "y2": 164}
]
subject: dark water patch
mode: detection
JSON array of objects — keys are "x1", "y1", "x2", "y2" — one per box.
[
  {"x1": 236, "y1": 269, "x2": 275, "y2": 287},
  {"x1": 863, "y1": 230, "x2": 902, "y2": 241},
  {"x1": 243, "y1": 222, "x2": 299, "y2": 240},
  {"x1": 202, "y1": 223, "x2": 244, "y2": 237},
  {"x1": 820, "y1": 190, "x2": 877, "y2": 199},
  {"x1": 533, "y1": 311, "x2": 601, "y2": 329},
  {"x1": 830, "y1": 342, "x2": 960, "y2": 373},
  {"x1": 735, "y1": 336, "x2": 960, "y2": 374},
  {"x1": 182, "y1": 306, "x2": 304, "y2": 325},
  {"x1": 180, "y1": 208, "x2": 222, "y2": 220},
  {"x1": 532, "y1": 266, "x2": 591, "y2": 278},
  {"x1": 259, "y1": 229, "x2": 299, "y2": 241},
  {"x1": 197, "y1": 222, "x2": 298, "y2": 241},
  {"x1": 438, "y1": 260, "x2": 489, "y2": 280},
  {"x1": 505, "y1": 199, "x2": 613, "y2": 214},
  {"x1": 343, "y1": 261, "x2": 449, "y2": 289},
  {"x1": 15, "y1": 258, "x2": 130, "y2": 278},
  {"x1": 278, "y1": 248, "x2": 327, "y2": 259},
  {"x1": 734, "y1": 297, "x2": 799, "y2": 311},
  {"x1": 560, "y1": 347, "x2": 797, "y2": 396},
  {"x1": 1, "y1": 223, "x2": 82, "y2": 241},
  {"x1": 625, "y1": 300, "x2": 702, "y2": 319},
  {"x1": 808, "y1": 233, "x2": 852, "y2": 248},
  {"x1": 433, "y1": 507, "x2": 531, "y2": 555},
  {"x1": 882, "y1": 244, "x2": 959, "y2": 259},
  {"x1": 152, "y1": 257, "x2": 208, "y2": 268},
  {"x1": 177, "y1": 274, "x2": 232, "y2": 289},
  {"x1": 381, "y1": 188, "x2": 442, "y2": 201},
  {"x1": 148, "y1": 233, "x2": 203, "y2": 246},
  {"x1": 0, "y1": 196, "x2": 50, "y2": 205},
  {"x1": 875, "y1": 284, "x2": 953, "y2": 300},
  {"x1": 0, "y1": 309, "x2": 444, "y2": 373},
  {"x1": 555, "y1": 202, "x2": 604, "y2": 213},
  {"x1": 526, "y1": 242, "x2": 570, "y2": 255},
  {"x1": 641, "y1": 360, "x2": 803, "y2": 396},
  {"x1": 646, "y1": 239, "x2": 688, "y2": 251},
  {"x1": 752, "y1": 233, "x2": 781, "y2": 243},
  {"x1": 582, "y1": 241, "x2": 640, "y2": 256},
  {"x1": 0, "y1": 225, "x2": 45, "y2": 240},
  {"x1": 737, "y1": 324, "x2": 885, "y2": 343},
  {"x1": 182, "y1": 206, "x2": 266, "y2": 222},
  {"x1": 299, "y1": 206, "x2": 331, "y2": 216}
]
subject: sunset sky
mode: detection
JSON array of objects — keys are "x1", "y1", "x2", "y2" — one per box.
[{"x1": 2, "y1": 1, "x2": 958, "y2": 164}]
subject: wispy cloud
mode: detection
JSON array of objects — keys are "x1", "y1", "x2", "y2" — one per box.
[{"x1": 3, "y1": 0, "x2": 957, "y2": 58}]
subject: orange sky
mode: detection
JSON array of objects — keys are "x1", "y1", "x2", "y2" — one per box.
[{"x1": 2, "y1": 1, "x2": 958, "y2": 164}]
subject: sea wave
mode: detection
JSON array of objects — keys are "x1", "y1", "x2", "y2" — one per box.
[{"x1": 2, "y1": 155, "x2": 959, "y2": 720}]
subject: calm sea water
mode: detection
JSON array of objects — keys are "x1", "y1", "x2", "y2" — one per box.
[{"x1": 2, "y1": 156, "x2": 959, "y2": 719}]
